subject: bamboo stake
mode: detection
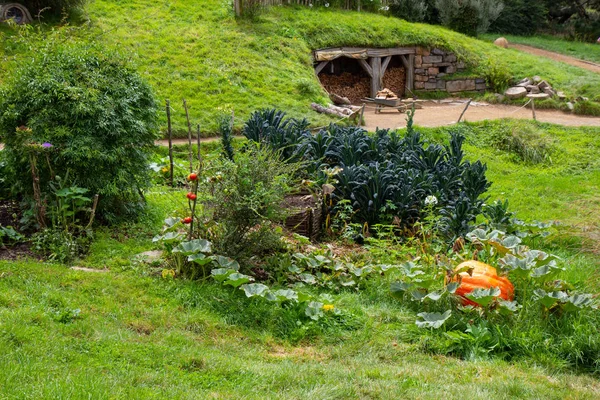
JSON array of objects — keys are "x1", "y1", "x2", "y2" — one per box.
[
  {"x1": 183, "y1": 99, "x2": 194, "y2": 173},
  {"x1": 166, "y1": 100, "x2": 174, "y2": 187},
  {"x1": 457, "y1": 99, "x2": 472, "y2": 123}
]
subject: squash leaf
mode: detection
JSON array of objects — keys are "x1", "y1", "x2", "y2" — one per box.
[{"x1": 416, "y1": 310, "x2": 452, "y2": 329}]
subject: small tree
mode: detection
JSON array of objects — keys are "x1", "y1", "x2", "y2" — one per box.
[
  {"x1": 0, "y1": 35, "x2": 158, "y2": 222},
  {"x1": 436, "y1": 0, "x2": 504, "y2": 35}
]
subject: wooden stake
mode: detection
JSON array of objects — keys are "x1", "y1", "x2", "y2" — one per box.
[
  {"x1": 183, "y1": 99, "x2": 194, "y2": 173},
  {"x1": 166, "y1": 100, "x2": 174, "y2": 187},
  {"x1": 358, "y1": 103, "x2": 365, "y2": 127},
  {"x1": 531, "y1": 98, "x2": 536, "y2": 121},
  {"x1": 457, "y1": 99, "x2": 472, "y2": 123}
]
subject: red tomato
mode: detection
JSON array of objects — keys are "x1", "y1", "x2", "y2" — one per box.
[
  {"x1": 181, "y1": 217, "x2": 193, "y2": 224},
  {"x1": 186, "y1": 192, "x2": 197, "y2": 200},
  {"x1": 188, "y1": 173, "x2": 198, "y2": 181}
]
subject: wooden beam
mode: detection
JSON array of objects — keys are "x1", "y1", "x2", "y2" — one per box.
[
  {"x1": 381, "y1": 56, "x2": 392, "y2": 77},
  {"x1": 399, "y1": 54, "x2": 410, "y2": 69},
  {"x1": 406, "y1": 54, "x2": 415, "y2": 93},
  {"x1": 314, "y1": 61, "x2": 329, "y2": 75},
  {"x1": 314, "y1": 47, "x2": 416, "y2": 62},
  {"x1": 357, "y1": 59, "x2": 373, "y2": 78},
  {"x1": 370, "y1": 57, "x2": 382, "y2": 98}
]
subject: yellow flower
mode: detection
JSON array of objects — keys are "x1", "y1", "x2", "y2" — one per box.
[
  {"x1": 161, "y1": 269, "x2": 176, "y2": 279},
  {"x1": 322, "y1": 304, "x2": 335, "y2": 312},
  {"x1": 161, "y1": 167, "x2": 169, "y2": 173}
]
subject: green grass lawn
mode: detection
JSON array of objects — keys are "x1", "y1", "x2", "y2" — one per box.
[
  {"x1": 1, "y1": 119, "x2": 600, "y2": 398},
  {"x1": 482, "y1": 34, "x2": 600, "y2": 64},
  {"x1": 1, "y1": 2, "x2": 600, "y2": 136}
]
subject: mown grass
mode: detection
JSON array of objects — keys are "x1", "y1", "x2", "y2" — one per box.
[
  {"x1": 1, "y1": 1, "x2": 599, "y2": 137},
  {"x1": 482, "y1": 34, "x2": 600, "y2": 64},
  {"x1": 1, "y1": 119, "x2": 600, "y2": 398}
]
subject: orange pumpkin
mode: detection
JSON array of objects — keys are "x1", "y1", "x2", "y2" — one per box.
[{"x1": 451, "y1": 260, "x2": 514, "y2": 306}]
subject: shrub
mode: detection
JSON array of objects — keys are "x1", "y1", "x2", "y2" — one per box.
[
  {"x1": 436, "y1": 0, "x2": 504, "y2": 35},
  {"x1": 0, "y1": 38, "x2": 158, "y2": 222},
  {"x1": 489, "y1": 0, "x2": 547, "y2": 35},
  {"x1": 20, "y1": 0, "x2": 87, "y2": 17},
  {"x1": 479, "y1": 58, "x2": 512, "y2": 93},
  {"x1": 389, "y1": 0, "x2": 429, "y2": 22}
]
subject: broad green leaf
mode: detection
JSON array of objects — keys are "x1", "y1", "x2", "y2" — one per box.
[
  {"x1": 241, "y1": 283, "x2": 269, "y2": 298},
  {"x1": 188, "y1": 253, "x2": 213, "y2": 265},
  {"x1": 497, "y1": 299, "x2": 520, "y2": 315},
  {"x1": 465, "y1": 287, "x2": 501, "y2": 307},
  {"x1": 212, "y1": 256, "x2": 240, "y2": 271},
  {"x1": 163, "y1": 217, "x2": 180, "y2": 229},
  {"x1": 152, "y1": 231, "x2": 183, "y2": 243},
  {"x1": 173, "y1": 239, "x2": 212, "y2": 255},
  {"x1": 223, "y1": 273, "x2": 253, "y2": 288},
  {"x1": 564, "y1": 294, "x2": 595, "y2": 312},
  {"x1": 299, "y1": 273, "x2": 317, "y2": 285},
  {"x1": 410, "y1": 289, "x2": 427, "y2": 301},
  {"x1": 305, "y1": 301, "x2": 324, "y2": 321},
  {"x1": 466, "y1": 228, "x2": 488, "y2": 243},
  {"x1": 416, "y1": 310, "x2": 452, "y2": 329},
  {"x1": 340, "y1": 279, "x2": 356, "y2": 287},
  {"x1": 267, "y1": 289, "x2": 298, "y2": 302},
  {"x1": 530, "y1": 264, "x2": 560, "y2": 281},
  {"x1": 391, "y1": 281, "x2": 412, "y2": 294},
  {"x1": 296, "y1": 291, "x2": 312, "y2": 304},
  {"x1": 423, "y1": 290, "x2": 445, "y2": 302},
  {"x1": 534, "y1": 289, "x2": 568, "y2": 308},
  {"x1": 211, "y1": 268, "x2": 235, "y2": 282},
  {"x1": 446, "y1": 282, "x2": 459, "y2": 294}
]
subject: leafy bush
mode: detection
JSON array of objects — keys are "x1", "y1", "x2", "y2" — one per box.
[
  {"x1": 479, "y1": 58, "x2": 512, "y2": 93},
  {"x1": 19, "y1": 0, "x2": 87, "y2": 17},
  {"x1": 243, "y1": 109, "x2": 491, "y2": 241},
  {"x1": 488, "y1": 122, "x2": 554, "y2": 164},
  {"x1": 435, "y1": 0, "x2": 504, "y2": 35},
  {"x1": 489, "y1": 0, "x2": 547, "y2": 35},
  {"x1": 389, "y1": 0, "x2": 429, "y2": 22},
  {"x1": 0, "y1": 38, "x2": 158, "y2": 222}
]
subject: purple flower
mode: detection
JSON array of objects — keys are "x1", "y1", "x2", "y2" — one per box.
[{"x1": 41, "y1": 142, "x2": 53, "y2": 148}]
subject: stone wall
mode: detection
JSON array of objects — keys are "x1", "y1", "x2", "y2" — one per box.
[{"x1": 414, "y1": 47, "x2": 487, "y2": 94}]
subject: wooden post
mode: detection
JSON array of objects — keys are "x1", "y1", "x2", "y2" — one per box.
[
  {"x1": 234, "y1": 0, "x2": 242, "y2": 16},
  {"x1": 531, "y1": 98, "x2": 536, "y2": 121},
  {"x1": 183, "y1": 99, "x2": 194, "y2": 173},
  {"x1": 358, "y1": 103, "x2": 365, "y2": 127},
  {"x1": 166, "y1": 100, "x2": 174, "y2": 187},
  {"x1": 370, "y1": 57, "x2": 382, "y2": 98},
  {"x1": 457, "y1": 99, "x2": 472, "y2": 123}
]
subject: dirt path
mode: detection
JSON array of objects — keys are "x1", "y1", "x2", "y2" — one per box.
[
  {"x1": 363, "y1": 100, "x2": 600, "y2": 131},
  {"x1": 510, "y1": 43, "x2": 600, "y2": 74}
]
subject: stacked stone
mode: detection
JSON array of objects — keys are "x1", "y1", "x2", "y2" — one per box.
[
  {"x1": 414, "y1": 47, "x2": 487, "y2": 93},
  {"x1": 504, "y1": 76, "x2": 565, "y2": 100}
]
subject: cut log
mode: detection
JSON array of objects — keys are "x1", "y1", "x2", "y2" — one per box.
[
  {"x1": 329, "y1": 93, "x2": 352, "y2": 105},
  {"x1": 311, "y1": 103, "x2": 348, "y2": 118}
]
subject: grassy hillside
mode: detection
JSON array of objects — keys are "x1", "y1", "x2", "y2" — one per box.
[{"x1": 1, "y1": 1, "x2": 599, "y2": 136}]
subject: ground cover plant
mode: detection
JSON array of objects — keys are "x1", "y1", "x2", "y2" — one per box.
[
  {"x1": 0, "y1": 118, "x2": 599, "y2": 397},
  {"x1": 1, "y1": 0, "x2": 599, "y2": 135}
]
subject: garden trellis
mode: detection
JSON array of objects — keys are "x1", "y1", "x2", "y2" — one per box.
[{"x1": 233, "y1": 0, "x2": 389, "y2": 16}]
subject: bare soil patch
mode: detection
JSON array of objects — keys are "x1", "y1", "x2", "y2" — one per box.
[{"x1": 510, "y1": 44, "x2": 600, "y2": 74}]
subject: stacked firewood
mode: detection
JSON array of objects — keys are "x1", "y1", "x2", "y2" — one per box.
[
  {"x1": 376, "y1": 88, "x2": 398, "y2": 100},
  {"x1": 318, "y1": 72, "x2": 370, "y2": 103},
  {"x1": 382, "y1": 67, "x2": 406, "y2": 97}
]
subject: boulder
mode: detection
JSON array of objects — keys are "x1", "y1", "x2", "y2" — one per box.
[
  {"x1": 516, "y1": 78, "x2": 532, "y2": 87},
  {"x1": 532, "y1": 76, "x2": 542, "y2": 84},
  {"x1": 505, "y1": 86, "x2": 528, "y2": 99},
  {"x1": 494, "y1": 37, "x2": 509, "y2": 48},
  {"x1": 526, "y1": 85, "x2": 540, "y2": 94},
  {"x1": 566, "y1": 102, "x2": 574, "y2": 111}
]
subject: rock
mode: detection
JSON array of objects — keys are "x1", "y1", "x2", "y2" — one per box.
[
  {"x1": 576, "y1": 96, "x2": 589, "y2": 102},
  {"x1": 70, "y1": 266, "x2": 109, "y2": 273},
  {"x1": 475, "y1": 78, "x2": 486, "y2": 84},
  {"x1": 456, "y1": 61, "x2": 466, "y2": 70},
  {"x1": 516, "y1": 78, "x2": 532, "y2": 87},
  {"x1": 527, "y1": 93, "x2": 550, "y2": 99},
  {"x1": 566, "y1": 102, "x2": 574, "y2": 111},
  {"x1": 135, "y1": 250, "x2": 164, "y2": 263},
  {"x1": 505, "y1": 86, "x2": 528, "y2": 99},
  {"x1": 494, "y1": 37, "x2": 509, "y2": 48},
  {"x1": 436, "y1": 79, "x2": 446, "y2": 89},
  {"x1": 542, "y1": 87, "x2": 556, "y2": 97},
  {"x1": 475, "y1": 83, "x2": 487, "y2": 91},
  {"x1": 557, "y1": 91, "x2": 566, "y2": 100},
  {"x1": 423, "y1": 55, "x2": 443, "y2": 64},
  {"x1": 526, "y1": 85, "x2": 540, "y2": 94},
  {"x1": 446, "y1": 80, "x2": 476, "y2": 92},
  {"x1": 532, "y1": 76, "x2": 541, "y2": 84},
  {"x1": 443, "y1": 54, "x2": 457, "y2": 63},
  {"x1": 538, "y1": 80, "x2": 550, "y2": 90},
  {"x1": 431, "y1": 48, "x2": 446, "y2": 56},
  {"x1": 424, "y1": 82, "x2": 438, "y2": 90},
  {"x1": 494, "y1": 93, "x2": 505, "y2": 102}
]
